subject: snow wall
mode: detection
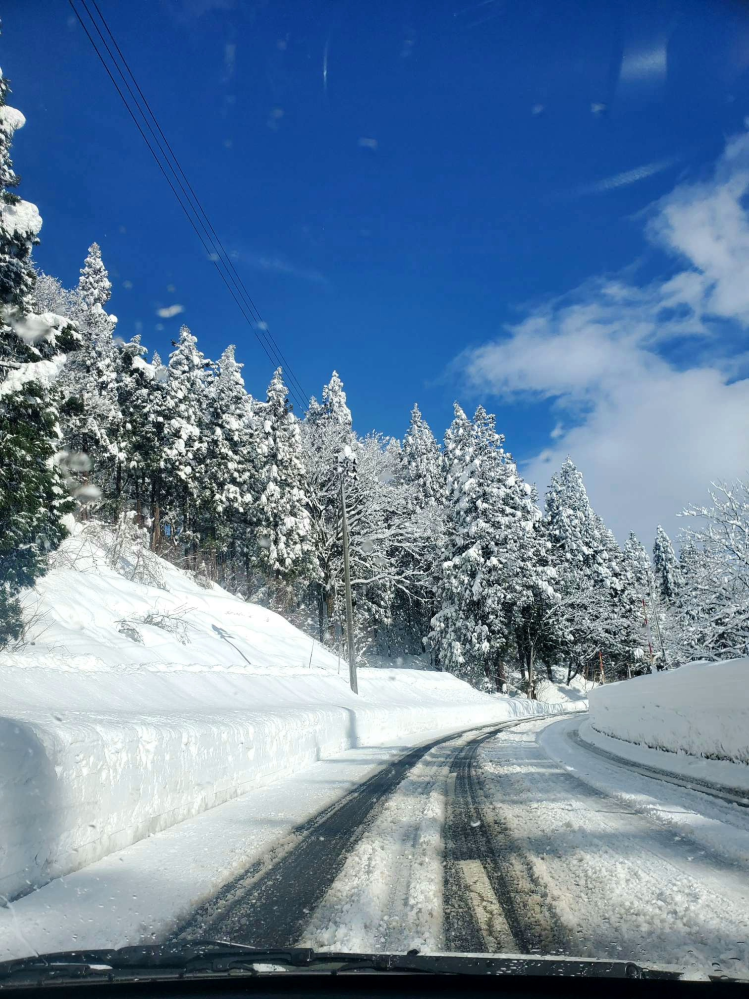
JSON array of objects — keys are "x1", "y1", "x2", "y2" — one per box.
[
  {"x1": 0, "y1": 667, "x2": 580, "y2": 902},
  {"x1": 588, "y1": 658, "x2": 749, "y2": 767},
  {"x1": 0, "y1": 527, "x2": 582, "y2": 901}
]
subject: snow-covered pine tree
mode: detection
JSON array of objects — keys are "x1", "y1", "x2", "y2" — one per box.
[
  {"x1": 0, "y1": 65, "x2": 76, "y2": 645},
  {"x1": 77, "y1": 242, "x2": 112, "y2": 311},
  {"x1": 58, "y1": 244, "x2": 121, "y2": 502},
  {"x1": 113, "y1": 335, "x2": 163, "y2": 526},
  {"x1": 255, "y1": 368, "x2": 315, "y2": 593},
  {"x1": 321, "y1": 370, "x2": 352, "y2": 427},
  {"x1": 653, "y1": 525, "x2": 681, "y2": 604},
  {"x1": 430, "y1": 405, "x2": 552, "y2": 692},
  {"x1": 623, "y1": 532, "x2": 655, "y2": 600},
  {"x1": 302, "y1": 371, "x2": 357, "y2": 639},
  {"x1": 674, "y1": 481, "x2": 749, "y2": 661},
  {"x1": 159, "y1": 326, "x2": 210, "y2": 558},
  {"x1": 202, "y1": 345, "x2": 258, "y2": 584},
  {"x1": 543, "y1": 458, "x2": 640, "y2": 680},
  {"x1": 400, "y1": 403, "x2": 446, "y2": 509},
  {"x1": 390, "y1": 404, "x2": 447, "y2": 652},
  {"x1": 595, "y1": 516, "x2": 644, "y2": 676}
]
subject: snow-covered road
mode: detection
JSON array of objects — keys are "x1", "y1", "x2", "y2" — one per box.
[{"x1": 173, "y1": 716, "x2": 749, "y2": 978}]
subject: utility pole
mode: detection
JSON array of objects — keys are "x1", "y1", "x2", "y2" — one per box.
[
  {"x1": 649, "y1": 590, "x2": 668, "y2": 670},
  {"x1": 340, "y1": 479, "x2": 358, "y2": 694},
  {"x1": 641, "y1": 598, "x2": 656, "y2": 672}
]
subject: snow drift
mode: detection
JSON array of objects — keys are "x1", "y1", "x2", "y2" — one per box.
[
  {"x1": 588, "y1": 659, "x2": 749, "y2": 771},
  {"x1": 0, "y1": 525, "x2": 582, "y2": 901}
]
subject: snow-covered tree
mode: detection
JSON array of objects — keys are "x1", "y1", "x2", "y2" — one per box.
[
  {"x1": 0, "y1": 66, "x2": 76, "y2": 646},
  {"x1": 653, "y1": 525, "x2": 681, "y2": 604},
  {"x1": 302, "y1": 371, "x2": 357, "y2": 638},
  {"x1": 77, "y1": 242, "x2": 112, "y2": 310},
  {"x1": 321, "y1": 370, "x2": 351, "y2": 427},
  {"x1": 255, "y1": 368, "x2": 314, "y2": 590},
  {"x1": 401, "y1": 403, "x2": 446, "y2": 509},
  {"x1": 671, "y1": 481, "x2": 749, "y2": 661},
  {"x1": 204, "y1": 345, "x2": 256, "y2": 519},
  {"x1": 159, "y1": 326, "x2": 210, "y2": 545},
  {"x1": 543, "y1": 459, "x2": 641, "y2": 680},
  {"x1": 623, "y1": 532, "x2": 655, "y2": 599},
  {"x1": 430, "y1": 405, "x2": 553, "y2": 692}
]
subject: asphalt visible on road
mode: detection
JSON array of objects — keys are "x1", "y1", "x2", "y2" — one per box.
[{"x1": 175, "y1": 724, "x2": 522, "y2": 948}]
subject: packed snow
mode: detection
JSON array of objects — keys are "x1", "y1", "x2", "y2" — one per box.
[
  {"x1": 588, "y1": 660, "x2": 749, "y2": 781},
  {"x1": 0, "y1": 526, "x2": 582, "y2": 905},
  {"x1": 481, "y1": 717, "x2": 749, "y2": 977}
]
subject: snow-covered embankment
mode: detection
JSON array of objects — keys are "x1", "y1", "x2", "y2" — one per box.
[
  {"x1": 586, "y1": 659, "x2": 749, "y2": 789},
  {"x1": 0, "y1": 526, "x2": 582, "y2": 901}
]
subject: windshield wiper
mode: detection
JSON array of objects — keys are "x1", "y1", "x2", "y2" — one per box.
[{"x1": 0, "y1": 941, "x2": 709, "y2": 986}]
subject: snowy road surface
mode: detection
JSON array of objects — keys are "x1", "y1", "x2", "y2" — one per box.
[{"x1": 174, "y1": 716, "x2": 749, "y2": 977}]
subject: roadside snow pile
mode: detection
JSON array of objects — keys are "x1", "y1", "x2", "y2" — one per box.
[
  {"x1": 588, "y1": 659, "x2": 749, "y2": 776},
  {"x1": 0, "y1": 524, "x2": 583, "y2": 902},
  {"x1": 535, "y1": 673, "x2": 594, "y2": 705}
]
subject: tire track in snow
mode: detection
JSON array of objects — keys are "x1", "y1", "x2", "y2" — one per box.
[
  {"x1": 174, "y1": 724, "x2": 519, "y2": 948},
  {"x1": 443, "y1": 728, "x2": 570, "y2": 956},
  {"x1": 476, "y1": 719, "x2": 749, "y2": 975}
]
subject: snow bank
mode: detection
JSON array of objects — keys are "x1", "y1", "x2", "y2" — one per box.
[
  {"x1": 0, "y1": 526, "x2": 583, "y2": 901},
  {"x1": 535, "y1": 673, "x2": 594, "y2": 705},
  {"x1": 588, "y1": 659, "x2": 749, "y2": 772}
]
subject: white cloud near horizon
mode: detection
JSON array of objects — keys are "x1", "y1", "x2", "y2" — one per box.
[{"x1": 456, "y1": 131, "x2": 749, "y2": 546}]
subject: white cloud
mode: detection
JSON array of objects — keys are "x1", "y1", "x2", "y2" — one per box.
[
  {"x1": 619, "y1": 43, "x2": 667, "y2": 84},
  {"x1": 577, "y1": 156, "x2": 680, "y2": 196},
  {"x1": 358, "y1": 137, "x2": 378, "y2": 150},
  {"x1": 243, "y1": 253, "x2": 328, "y2": 287},
  {"x1": 456, "y1": 132, "x2": 749, "y2": 545},
  {"x1": 156, "y1": 304, "x2": 185, "y2": 318}
]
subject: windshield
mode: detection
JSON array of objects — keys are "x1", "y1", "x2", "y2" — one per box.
[{"x1": 1, "y1": 0, "x2": 749, "y2": 983}]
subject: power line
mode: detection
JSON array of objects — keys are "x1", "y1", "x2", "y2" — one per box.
[
  {"x1": 73, "y1": 0, "x2": 309, "y2": 412},
  {"x1": 88, "y1": 1, "x2": 311, "y2": 412},
  {"x1": 69, "y1": 0, "x2": 310, "y2": 413}
]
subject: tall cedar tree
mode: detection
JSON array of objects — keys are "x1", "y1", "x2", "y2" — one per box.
[{"x1": 0, "y1": 65, "x2": 76, "y2": 645}]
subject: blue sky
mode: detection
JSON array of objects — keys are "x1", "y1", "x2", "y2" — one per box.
[{"x1": 5, "y1": 0, "x2": 749, "y2": 542}]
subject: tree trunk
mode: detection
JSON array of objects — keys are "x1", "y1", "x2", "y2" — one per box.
[
  {"x1": 527, "y1": 639, "x2": 535, "y2": 700},
  {"x1": 151, "y1": 502, "x2": 161, "y2": 552}
]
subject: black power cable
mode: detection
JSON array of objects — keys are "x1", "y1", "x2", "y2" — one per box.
[
  {"x1": 69, "y1": 0, "x2": 310, "y2": 412},
  {"x1": 88, "y1": 0, "x2": 311, "y2": 411}
]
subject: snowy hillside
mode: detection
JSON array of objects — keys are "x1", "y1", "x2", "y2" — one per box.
[{"x1": 0, "y1": 524, "x2": 582, "y2": 903}]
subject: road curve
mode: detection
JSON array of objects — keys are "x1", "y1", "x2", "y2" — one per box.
[
  {"x1": 173, "y1": 714, "x2": 749, "y2": 977},
  {"x1": 174, "y1": 722, "x2": 522, "y2": 947}
]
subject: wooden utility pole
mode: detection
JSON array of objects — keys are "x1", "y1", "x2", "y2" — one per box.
[
  {"x1": 340, "y1": 479, "x2": 358, "y2": 694},
  {"x1": 649, "y1": 591, "x2": 668, "y2": 670},
  {"x1": 641, "y1": 597, "x2": 656, "y2": 672}
]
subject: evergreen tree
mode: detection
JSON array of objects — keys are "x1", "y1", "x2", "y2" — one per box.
[
  {"x1": 256, "y1": 368, "x2": 314, "y2": 589},
  {"x1": 544, "y1": 459, "x2": 640, "y2": 680},
  {"x1": 431, "y1": 405, "x2": 552, "y2": 691},
  {"x1": 115, "y1": 335, "x2": 162, "y2": 522},
  {"x1": 205, "y1": 345, "x2": 256, "y2": 519},
  {"x1": 57, "y1": 245, "x2": 120, "y2": 498},
  {"x1": 77, "y1": 242, "x2": 112, "y2": 310},
  {"x1": 159, "y1": 326, "x2": 210, "y2": 549},
  {"x1": 302, "y1": 371, "x2": 357, "y2": 639},
  {"x1": 401, "y1": 403, "x2": 446, "y2": 509},
  {"x1": 653, "y1": 525, "x2": 681, "y2": 604},
  {"x1": 623, "y1": 532, "x2": 655, "y2": 600},
  {"x1": 201, "y1": 345, "x2": 258, "y2": 581},
  {"x1": 321, "y1": 370, "x2": 352, "y2": 427},
  {"x1": 0, "y1": 66, "x2": 75, "y2": 646}
]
